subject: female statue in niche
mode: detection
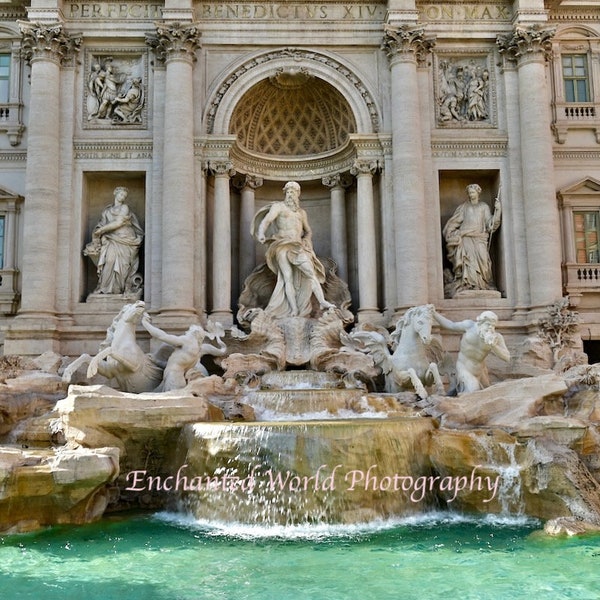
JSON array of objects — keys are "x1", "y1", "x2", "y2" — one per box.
[
  {"x1": 84, "y1": 186, "x2": 144, "y2": 295},
  {"x1": 443, "y1": 183, "x2": 501, "y2": 297}
]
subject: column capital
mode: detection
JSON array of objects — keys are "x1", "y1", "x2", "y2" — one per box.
[
  {"x1": 146, "y1": 21, "x2": 201, "y2": 63},
  {"x1": 351, "y1": 160, "x2": 380, "y2": 177},
  {"x1": 322, "y1": 173, "x2": 353, "y2": 190},
  {"x1": 19, "y1": 21, "x2": 81, "y2": 65},
  {"x1": 232, "y1": 173, "x2": 263, "y2": 191},
  {"x1": 207, "y1": 159, "x2": 235, "y2": 177},
  {"x1": 381, "y1": 24, "x2": 435, "y2": 66},
  {"x1": 497, "y1": 24, "x2": 555, "y2": 64}
]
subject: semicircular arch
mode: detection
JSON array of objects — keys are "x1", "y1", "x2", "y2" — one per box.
[{"x1": 205, "y1": 47, "x2": 381, "y2": 137}]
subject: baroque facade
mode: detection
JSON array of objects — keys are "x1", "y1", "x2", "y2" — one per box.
[{"x1": 0, "y1": 0, "x2": 598, "y2": 357}]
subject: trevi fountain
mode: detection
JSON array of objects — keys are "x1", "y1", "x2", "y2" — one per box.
[{"x1": 1, "y1": 182, "x2": 600, "y2": 598}]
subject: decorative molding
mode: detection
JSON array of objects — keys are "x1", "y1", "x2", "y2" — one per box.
[
  {"x1": 0, "y1": 151, "x2": 27, "y2": 161},
  {"x1": 146, "y1": 21, "x2": 201, "y2": 63},
  {"x1": 553, "y1": 150, "x2": 600, "y2": 161},
  {"x1": 73, "y1": 140, "x2": 153, "y2": 160},
  {"x1": 206, "y1": 48, "x2": 380, "y2": 134},
  {"x1": 225, "y1": 138, "x2": 359, "y2": 181},
  {"x1": 19, "y1": 22, "x2": 81, "y2": 65},
  {"x1": 549, "y1": 9, "x2": 600, "y2": 22},
  {"x1": 431, "y1": 139, "x2": 507, "y2": 157}
]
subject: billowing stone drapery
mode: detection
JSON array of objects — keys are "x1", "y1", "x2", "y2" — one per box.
[
  {"x1": 322, "y1": 173, "x2": 352, "y2": 282},
  {"x1": 350, "y1": 160, "x2": 379, "y2": 317},
  {"x1": 209, "y1": 160, "x2": 236, "y2": 325},
  {"x1": 497, "y1": 25, "x2": 563, "y2": 307},
  {"x1": 233, "y1": 174, "x2": 263, "y2": 284},
  {"x1": 147, "y1": 22, "x2": 201, "y2": 317},
  {"x1": 382, "y1": 25, "x2": 434, "y2": 311},
  {"x1": 18, "y1": 22, "x2": 80, "y2": 317}
]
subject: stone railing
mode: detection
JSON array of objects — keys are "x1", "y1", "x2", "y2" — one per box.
[
  {"x1": 0, "y1": 102, "x2": 24, "y2": 146},
  {"x1": 553, "y1": 101, "x2": 600, "y2": 143},
  {"x1": 564, "y1": 263, "x2": 600, "y2": 293}
]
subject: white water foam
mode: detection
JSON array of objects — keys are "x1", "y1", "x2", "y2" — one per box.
[{"x1": 154, "y1": 510, "x2": 539, "y2": 541}]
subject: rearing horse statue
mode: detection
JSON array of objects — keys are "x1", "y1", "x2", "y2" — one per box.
[
  {"x1": 349, "y1": 304, "x2": 445, "y2": 398},
  {"x1": 62, "y1": 300, "x2": 164, "y2": 393}
]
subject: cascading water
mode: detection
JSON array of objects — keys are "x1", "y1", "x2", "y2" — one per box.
[{"x1": 171, "y1": 376, "x2": 439, "y2": 525}]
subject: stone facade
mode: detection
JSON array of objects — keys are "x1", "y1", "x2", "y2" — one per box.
[{"x1": 0, "y1": 0, "x2": 598, "y2": 356}]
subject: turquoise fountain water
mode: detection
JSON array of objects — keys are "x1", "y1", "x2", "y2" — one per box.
[{"x1": 1, "y1": 512, "x2": 599, "y2": 599}]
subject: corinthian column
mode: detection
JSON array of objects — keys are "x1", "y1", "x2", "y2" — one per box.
[
  {"x1": 322, "y1": 173, "x2": 351, "y2": 282},
  {"x1": 497, "y1": 26, "x2": 563, "y2": 308},
  {"x1": 233, "y1": 174, "x2": 263, "y2": 284},
  {"x1": 350, "y1": 160, "x2": 379, "y2": 319},
  {"x1": 209, "y1": 160, "x2": 236, "y2": 326},
  {"x1": 18, "y1": 23, "x2": 79, "y2": 319},
  {"x1": 147, "y1": 23, "x2": 201, "y2": 318},
  {"x1": 382, "y1": 25, "x2": 434, "y2": 312}
]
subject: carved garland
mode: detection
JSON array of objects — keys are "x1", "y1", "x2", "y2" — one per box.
[{"x1": 206, "y1": 48, "x2": 380, "y2": 134}]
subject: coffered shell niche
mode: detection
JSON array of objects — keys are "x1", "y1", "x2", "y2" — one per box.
[{"x1": 205, "y1": 49, "x2": 381, "y2": 180}]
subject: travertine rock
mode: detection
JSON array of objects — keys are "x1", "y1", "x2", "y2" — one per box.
[
  {"x1": 0, "y1": 445, "x2": 119, "y2": 533},
  {"x1": 434, "y1": 374, "x2": 567, "y2": 428}
]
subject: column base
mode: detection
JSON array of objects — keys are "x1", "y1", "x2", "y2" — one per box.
[
  {"x1": 356, "y1": 308, "x2": 385, "y2": 327},
  {"x1": 4, "y1": 313, "x2": 61, "y2": 356},
  {"x1": 209, "y1": 310, "x2": 233, "y2": 328}
]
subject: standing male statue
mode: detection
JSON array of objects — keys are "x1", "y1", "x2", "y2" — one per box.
[
  {"x1": 443, "y1": 183, "x2": 501, "y2": 297},
  {"x1": 251, "y1": 181, "x2": 335, "y2": 319}
]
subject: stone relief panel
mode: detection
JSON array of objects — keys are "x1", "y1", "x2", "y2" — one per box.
[
  {"x1": 433, "y1": 51, "x2": 496, "y2": 128},
  {"x1": 83, "y1": 48, "x2": 148, "y2": 129}
]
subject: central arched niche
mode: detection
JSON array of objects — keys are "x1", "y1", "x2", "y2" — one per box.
[{"x1": 229, "y1": 69, "x2": 357, "y2": 157}]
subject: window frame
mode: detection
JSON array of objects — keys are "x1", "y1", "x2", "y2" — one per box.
[{"x1": 562, "y1": 54, "x2": 591, "y2": 103}]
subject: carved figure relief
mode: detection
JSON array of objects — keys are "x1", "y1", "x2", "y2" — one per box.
[
  {"x1": 84, "y1": 51, "x2": 147, "y2": 128},
  {"x1": 434, "y1": 54, "x2": 494, "y2": 127}
]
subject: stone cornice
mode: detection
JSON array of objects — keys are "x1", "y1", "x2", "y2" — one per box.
[
  {"x1": 381, "y1": 24, "x2": 435, "y2": 65},
  {"x1": 146, "y1": 21, "x2": 201, "y2": 63},
  {"x1": 19, "y1": 21, "x2": 81, "y2": 65},
  {"x1": 497, "y1": 24, "x2": 555, "y2": 63}
]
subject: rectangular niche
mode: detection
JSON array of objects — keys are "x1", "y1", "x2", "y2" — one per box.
[
  {"x1": 81, "y1": 172, "x2": 146, "y2": 301},
  {"x1": 433, "y1": 50, "x2": 497, "y2": 129},
  {"x1": 83, "y1": 48, "x2": 148, "y2": 129},
  {"x1": 439, "y1": 170, "x2": 505, "y2": 299}
]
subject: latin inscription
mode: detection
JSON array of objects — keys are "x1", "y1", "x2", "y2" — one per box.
[
  {"x1": 420, "y1": 4, "x2": 512, "y2": 21},
  {"x1": 66, "y1": 2, "x2": 511, "y2": 21}
]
